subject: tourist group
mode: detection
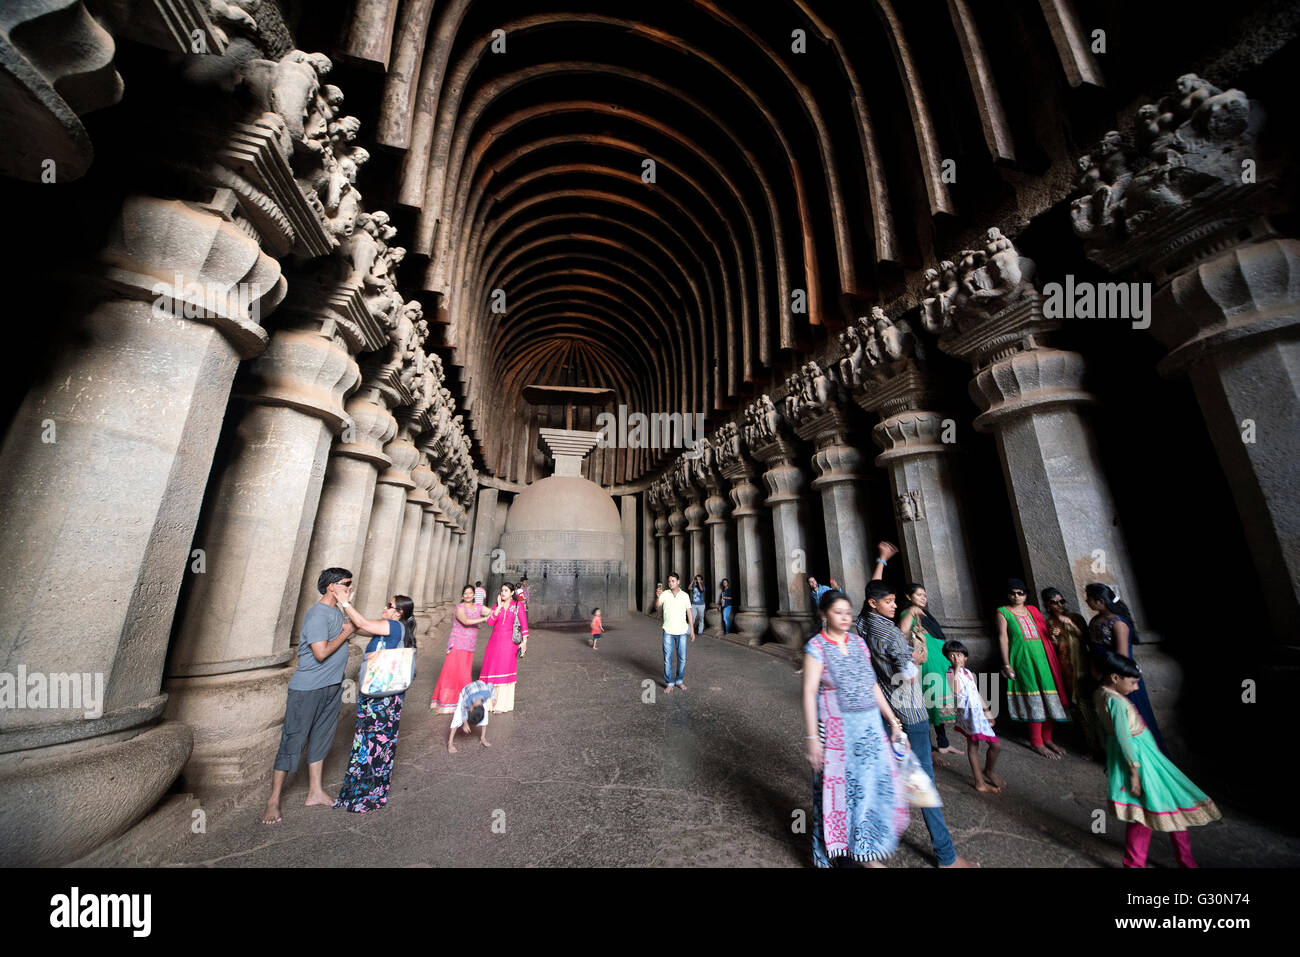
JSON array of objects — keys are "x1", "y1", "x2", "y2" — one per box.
[{"x1": 261, "y1": 569, "x2": 529, "y2": 824}]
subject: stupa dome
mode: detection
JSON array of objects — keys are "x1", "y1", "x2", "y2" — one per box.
[{"x1": 502, "y1": 475, "x2": 622, "y2": 560}]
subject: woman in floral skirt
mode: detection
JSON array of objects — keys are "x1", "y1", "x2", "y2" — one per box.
[{"x1": 335, "y1": 593, "x2": 415, "y2": 812}]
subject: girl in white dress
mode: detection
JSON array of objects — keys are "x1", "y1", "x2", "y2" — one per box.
[{"x1": 944, "y1": 640, "x2": 1004, "y2": 793}]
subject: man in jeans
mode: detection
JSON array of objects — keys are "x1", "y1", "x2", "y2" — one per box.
[
  {"x1": 857, "y1": 580, "x2": 978, "y2": 868},
  {"x1": 656, "y1": 572, "x2": 694, "y2": 694},
  {"x1": 689, "y1": 574, "x2": 707, "y2": 635},
  {"x1": 263, "y1": 566, "x2": 356, "y2": 824}
]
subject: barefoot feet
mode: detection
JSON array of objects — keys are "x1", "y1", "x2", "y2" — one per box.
[
  {"x1": 262, "y1": 801, "x2": 282, "y2": 825},
  {"x1": 975, "y1": 781, "x2": 1002, "y2": 793},
  {"x1": 304, "y1": 789, "x2": 333, "y2": 807},
  {"x1": 985, "y1": 771, "x2": 1006, "y2": 789},
  {"x1": 939, "y1": 856, "x2": 981, "y2": 868},
  {"x1": 1032, "y1": 744, "x2": 1061, "y2": 760}
]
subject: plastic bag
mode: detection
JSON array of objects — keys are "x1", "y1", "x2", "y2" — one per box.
[{"x1": 891, "y1": 736, "x2": 943, "y2": 808}]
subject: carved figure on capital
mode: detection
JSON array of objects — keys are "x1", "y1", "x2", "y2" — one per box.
[
  {"x1": 1071, "y1": 74, "x2": 1261, "y2": 249},
  {"x1": 784, "y1": 362, "x2": 834, "y2": 426},
  {"x1": 921, "y1": 228, "x2": 1038, "y2": 336},
  {"x1": 840, "y1": 307, "x2": 924, "y2": 388},
  {"x1": 743, "y1": 395, "x2": 783, "y2": 448}
]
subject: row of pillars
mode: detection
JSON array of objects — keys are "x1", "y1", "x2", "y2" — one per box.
[{"x1": 0, "y1": 195, "x2": 476, "y2": 863}]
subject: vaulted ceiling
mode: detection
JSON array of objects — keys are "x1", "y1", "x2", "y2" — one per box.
[{"x1": 313, "y1": 0, "x2": 1262, "y2": 485}]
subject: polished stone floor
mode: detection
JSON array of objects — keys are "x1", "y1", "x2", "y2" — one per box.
[{"x1": 117, "y1": 614, "x2": 1296, "y2": 867}]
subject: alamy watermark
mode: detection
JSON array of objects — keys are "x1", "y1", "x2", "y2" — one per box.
[
  {"x1": 1042, "y1": 276, "x2": 1151, "y2": 330},
  {"x1": 0, "y1": 666, "x2": 105, "y2": 718},
  {"x1": 151, "y1": 274, "x2": 262, "y2": 322},
  {"x1": 595, "y1": 405, "x2": 706, "y2": 450}
]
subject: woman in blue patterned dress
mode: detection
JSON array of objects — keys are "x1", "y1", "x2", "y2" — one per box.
[
  {"x1": 801, "y1": 589, "x2": 910, "y2": 866},
  {"x1": 335, "y1": 593, "x2": 415, "y2": 812}
]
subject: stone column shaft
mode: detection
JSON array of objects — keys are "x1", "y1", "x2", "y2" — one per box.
[
  {"x1": 758, "y1": 453, "x2": 815, "y2": 648},
  {"x1": 621, "y1": 494, "x2": 638, "y2": 613},
  {"x1": 726, "y1": 471, "x2": 769, "y2": 640},
  {"x1": 684, "y1": 495, "x2": 708, "y2": 584},
  {"x1": 704, "y1": 487, "x2": 732, "y2": 632},
  {"x1": 355, "y1": 432, "x2": 419, "y2": 615},
  {"x1": 873, "y1": 410, "x2": 985, "y2": 645},
  {"x1": 470, "y1": 485, "x2": 500, "y2": 583},
  {"x1": 164, "y1": 310, "x2": 359, "y2": 790},
  {"x1": 667, "y1": 499, "x2": 688, "y2": 578},
  {"x1": 0, "y1": 195, "x2": 282, "y2": 863}
]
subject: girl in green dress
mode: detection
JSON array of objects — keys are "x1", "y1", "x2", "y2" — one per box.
[
  {"x1": 899, "y1": 584, "x2": 961, "y2": 762},
  {"x1": 1095, "y1": 651, "x2": 1219, "y2": 867},
  {"x1": 996, "y1": 579, "x2": 1069, "y2": 759}
]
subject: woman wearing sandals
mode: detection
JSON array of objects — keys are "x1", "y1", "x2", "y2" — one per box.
[{"x1": 479, "y1": 581, "x2": 529, "y2": 713}]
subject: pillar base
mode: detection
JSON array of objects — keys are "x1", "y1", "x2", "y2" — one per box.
[
  {"x1": 0, "y1": 720, "x2": 192, "y2": 866},
  {"x1": 769, "y1": 613, "x2": 816, "y2": 650},
  {"x1": 163, "y1": 665, "x2": 294, "y2": 791},
  {"x1": 733, "y1": 610, "x2": 770, "y2": 645}
]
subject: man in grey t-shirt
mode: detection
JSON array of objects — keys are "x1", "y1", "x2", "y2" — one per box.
[{"x1": 263, "y1": 567, "x2": 356, "y2": 825}]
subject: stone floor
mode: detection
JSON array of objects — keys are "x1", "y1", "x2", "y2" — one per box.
[{"x1": 108, "y1": 614, "x2": 1297, "y2": 868}]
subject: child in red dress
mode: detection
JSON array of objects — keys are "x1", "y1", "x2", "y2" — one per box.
[{"x1": 590, "y1": 607, "x2": 602, "y2": 650}]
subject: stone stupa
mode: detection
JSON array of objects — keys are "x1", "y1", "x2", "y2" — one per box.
[{"x1": 498, "y1": 428, "x2": 626, "y2": 622}]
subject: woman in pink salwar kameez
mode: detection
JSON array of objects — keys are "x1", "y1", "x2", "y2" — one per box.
[{"x1": 479, "y1": 582, "x2": 530, "y2": 713}]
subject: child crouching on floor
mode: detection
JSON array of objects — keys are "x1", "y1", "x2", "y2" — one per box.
[{"x1": 448, "y1": 679, "x2": 493, "y2": 753}]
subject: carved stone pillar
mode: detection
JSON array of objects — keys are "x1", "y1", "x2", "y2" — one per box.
[
  {"x1": 921, "y1": 227, "x2": 1146, "y2": 622},
  {"x1": 356, "y1": 428, "x2": 419, "y2": 614},
  {"x1": 163, "y1": 277, "x2": 364, "y2": 789},
  {"x1": 651, "y1": 484, "x2": 671, "y2": 588},
  {"x1": 695, "y1": 439, "x2": 732, "y2": 633},
  {"x1": 621, "y1": 494, "x2": 639, "y2": 613},
  {"x1": 786, "y1": 362, "x2": 873, "y2": 606},
  {"x1": 748, "y1": 406, "x2": 816, "y2": 650},
  {"x1": 666, "y1": 490, "x2": 688, "y2": 579},
  {"x1": 393, "y1": 451, "x2": 434, "y2": 598},
  {"x1": 294, "y1": 384, "x2": 396, "y2": 638},
  {"x1": 470, "y1": 485, "x2": 500, "y2": 583},
  {"x1": 641, "y1": 488, "x2": 657, "y2": 612},
  {"x1": 404, "y1": 454, "x2": 436, "y2": 611},
  {"x1": 1071, "y1": 76, "x2": 1298, "y2": 640},
  {"x1": 422, "y1": 493, "x2": 450, "y2": 610},
  {"x1": 0, "y1": 193, "x2": 282, "y2": 863},
  {"x1": 715, "y1": 422, "x2": 769, "y2": 641},
  {"x1": 839, "y1": 311, "x2": 986, "y2": 647}
]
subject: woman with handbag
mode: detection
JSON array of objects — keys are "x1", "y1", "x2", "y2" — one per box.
[
  {"x1": 334, "y1": 593, "x2": 415, "y2": 812},
  {"x1": 479, "y1": 581, "x2": 529, "y2": 713}
]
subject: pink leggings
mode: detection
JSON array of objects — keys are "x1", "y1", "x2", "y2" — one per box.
[
  {"x1": 1124, "y1": 822, "x2": 1197, "y2": 868},
  {"x1": 1028, "y1": 721, "x2": 1057, "y2": 747}
]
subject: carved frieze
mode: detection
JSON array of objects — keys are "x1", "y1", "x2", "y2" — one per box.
[{"x1": 1070, "y1": 74, "x2": 1271, "y2": 276}]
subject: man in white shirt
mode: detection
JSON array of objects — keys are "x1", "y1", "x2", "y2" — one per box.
[{"x1": 656, "y1": 572, "x2": 694, "y2": 694}]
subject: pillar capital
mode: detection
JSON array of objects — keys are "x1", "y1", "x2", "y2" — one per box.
[
  {"x1": 232, "y1": 323, "x2": 359, "y2": 432},
  {"x1": 1070, "y1": 73, "x2": 1276, "y2": 284},
  {"x1": 920, "y1": 227, "x2": 1061, "y2": 370},
  {"x1": 784, "y1": 360, "x2": 856, "y2": 447},
  {"x1": 743, "y1": 395, "x2": 800, "y2": 466},
  {"x1": 96, "y1": 195, "x2": 286, "y2": 358},
  {"x1": 377, "y1": 430, "x2": 419, "y2": 489},
  {"x1": 968, "y1": 347, "x2": 1094, "y2": 431},
  {"x1": 1155, "y1": 233, "x2": 1300, "y2": 373}
]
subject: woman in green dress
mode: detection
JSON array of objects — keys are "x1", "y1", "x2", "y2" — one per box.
[
  {"x1": 899, "y1": 583, "x2": 961, "y2": 762},
  {"x1": 1095, "y1": 651, "x2": 1219, "y2": 867},
  {"x1": 996, "y1": 578, "x2": 1069, "y2": 758}
]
